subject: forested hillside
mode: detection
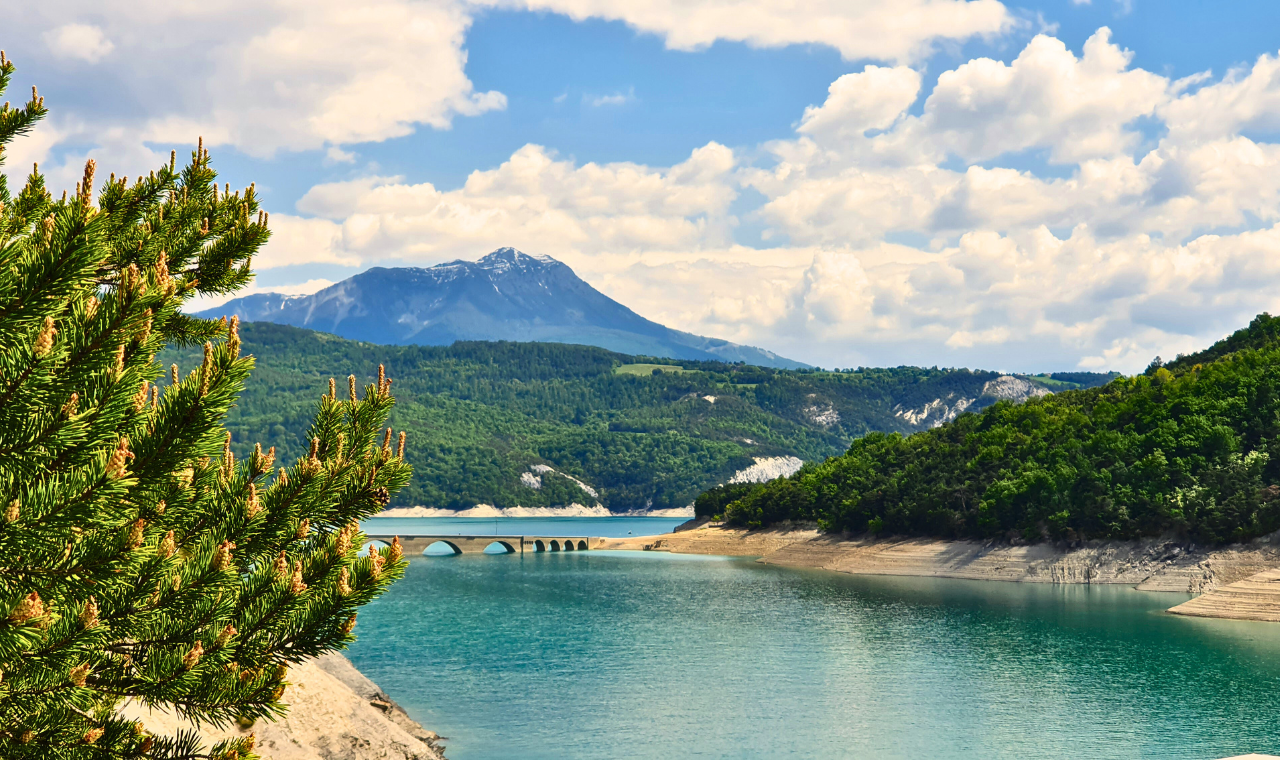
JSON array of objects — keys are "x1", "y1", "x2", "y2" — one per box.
[
  {"x1": 161, "y1": 323, "x2": 1113, "y2": 512},
  {"x1": 703, "y1": 315, "x2": 1280, "y2": 544}
]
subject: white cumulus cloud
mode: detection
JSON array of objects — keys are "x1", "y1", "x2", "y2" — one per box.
[
  {"x1": 42, "y1": 23, "x2": 114, "y2": 63},
  {"x1": 476, "y1": 0, "x2": 1014, "y2": 63}
]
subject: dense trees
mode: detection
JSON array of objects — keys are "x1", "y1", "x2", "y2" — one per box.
[
  {"x1": 715, "y1": 316, "x2": 1280, "y2": 544},
  {"x1": 162, "y1": 323, "x2": 1112, "y2": 513},
  {"x1": 0, "y1": 58, "x2": 410, "y2": 759}
]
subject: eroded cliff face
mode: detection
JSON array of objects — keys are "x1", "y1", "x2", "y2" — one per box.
[{"x1": 120, "y1": 653, "x2": 445, "y2": 760}]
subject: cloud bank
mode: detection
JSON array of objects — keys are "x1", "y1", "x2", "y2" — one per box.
[{"x1": 10, "y1": 2, "x2": 1280, "y2": 371}]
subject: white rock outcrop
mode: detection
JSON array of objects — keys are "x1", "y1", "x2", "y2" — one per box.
[
  {"x1": 982, "y1": 375, "x2": 1051, "y2": 402},
  {"x1": 729, "y1": 456, "x2": 805, "y2": 484}
]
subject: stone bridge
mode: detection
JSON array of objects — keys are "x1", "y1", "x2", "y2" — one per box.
[{"x1": 365, "y1": 535, "x2": 606, "y2": 555}]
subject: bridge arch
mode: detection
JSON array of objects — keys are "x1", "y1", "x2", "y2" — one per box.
[
  {"x1": 483, "y1": 540, "x2": 517, "y2": 554},
  {"x1": 549, "y1": 540, "x2": 561, "y2": 551},
  {"x1": 359, "y1": 539, "x2": 390, "y2": 557},
  {"x1": 563, "y1": 541, "x2": 575, "y2": 551},
  {"x1": 577, "y1": 540, "x2": 588, "y2": 551},
  {"x1": 534, "y1": 540, "x2": 546, "y2": 552},
  {"x1": 423, "y1": 540, "x2": 462, "y2": 556}
]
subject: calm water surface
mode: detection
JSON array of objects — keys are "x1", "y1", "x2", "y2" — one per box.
[{"x1": 348, "y1": 542, "x2": 1280, "y2": 759}]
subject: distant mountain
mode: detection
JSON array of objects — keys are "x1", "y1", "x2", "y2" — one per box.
[{"x1": 200, "y1": 248, "x2": 807, "y2": 369}]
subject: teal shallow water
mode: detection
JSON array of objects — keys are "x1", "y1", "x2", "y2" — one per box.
[{"x1": 347, "y1": 548, "x2": 1280, "y2": 759}]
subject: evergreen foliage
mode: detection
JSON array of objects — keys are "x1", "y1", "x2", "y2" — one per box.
[
  {"x1": 0, "y1": 58, "x2": 411, "y2": 759},
  {"x1": 160, "y1": 323, "x2": 1113, "y2": 512},
  {"x1": 714, "y1": 315, "x2": 1280, "y2": 544}
]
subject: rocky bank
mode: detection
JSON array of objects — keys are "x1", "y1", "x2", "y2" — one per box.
[
  {"x1": 120, "y1": 653, "x2": 445, "y2": 760},
  {"x1": 602, "y1": 521, "x2": 1280, "y2": 621}
]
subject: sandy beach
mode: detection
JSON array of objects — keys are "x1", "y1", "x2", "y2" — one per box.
[{"x1": 600, "y1": 521, "x2": 1280, "y2": 622}]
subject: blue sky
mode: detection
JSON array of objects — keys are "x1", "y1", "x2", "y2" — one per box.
[{"x1": 8, "y1": 0, "x2": 1280, "y2": 371}]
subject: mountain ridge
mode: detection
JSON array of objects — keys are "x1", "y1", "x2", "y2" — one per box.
[{"x1": 201, "y1": 248, "x2": 807, "y2": 369}]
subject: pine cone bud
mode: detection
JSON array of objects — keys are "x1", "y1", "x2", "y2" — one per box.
[
  {"x1": 389, "y1": 536, "x2": 403, "y2": 564},
  {"x1": 107, "y1": 437, "x2": 133, "y2": 479},
  {"x1": 61, "y1": 392, "x2": 78, "y2": 418},
  {"x1": 397, "y1": 431, "x2": 407, "y2": 459},
  {"x1": 213, "y1": 540, "x2": 235, "y2": 571},
  {"x1": 79, "y1": 597, "x2": 98, "y2": 629},
  {"x1": 216, "y1": 624, "x2": 237, "y2": 648},
  {"x1": 82, "y1": 728, "x2": 104, "y2": 744},
  {"x1": 19, "y1": 730, "x2": 34, "y2": 744},
  {"x1": 158, "y1": 530, "x2": 175, "y2": 558},
  {"x1": 5, "y1": 499, "x2": 18, "y2": 523},
  {"x1": 171, "y1": 574, "x2": 181, "y2": 591},
  {"x1": 273, "y1": 551, "x2": 288, "y2": 578},
  {"x1": 69, "y1": 663, "x2": 90, "y2": 687},
  {"x1": 370, "y1": 552, "x2": 385, "y2": 580},
  {"x1": 228, "y1": 315, "x2": 241, "y2": 357},
  {"x1": 295, "y1": 518, "x2": 309, "y2": 539},
  {"x1": 340, "y1": 614, "x2": 357, "y2": 635},
  {"x1": 133, "y1": 380, "x2": 149, "y2": 412},
  {"x1": 126, "y1": 518, "x2": 145, "y2": 549},
  {"x1": 335, "y1": 523, "x2": 353, "y2": 556},
  {"x1": 136, "y1": 309, "x2": 153, "y2": 345},
  {"x1": 171, "y1": 363, "x2": 179, "y2": 386},
  {"x1": 381, "y1": 427, "x2": 392, "y2": 457},
  {"x1": 374, "y1": 487, "x2": 390, "y2": 507},
  {"x1": 10, "y1": 592, "x2": 45, "y2": 625},
  {"x1": 156, "y1": 500, "x2": 167, "y2": 515},
  {"x1": 348, "y1": 374, "x2": 357, "y2": 402},
  {"x1": 114, "y1": 344, "x2": 125, "y2": 376},
  {"x1": 337, "y1": 566, "x2": 352, "y2": 596},
  {"x1": 246, "y1": 483, "x2": 260, "y2": 519},
  {"x1": 155, "y1": 251, "x2": 172, "y2": 294},
  {"x1": 327, "y1": 377, "x2": 336, "y2": 400},
  {"x1": 34, "y1": 316, "x2": 56, "y2": 356},
  {"x1": 182, "y1": 641, "x2": 203, "y2": 671},
  {"x1": 289, "y1": 561, "x2": 307, "y2": 595},
  {"x1": 377, "y1": 364, "x2": 385, "y2": 394}
]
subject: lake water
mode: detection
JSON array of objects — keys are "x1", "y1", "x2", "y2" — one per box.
[{"x1": 348, "y1": 524, "x2": 1280, "y2": 759}]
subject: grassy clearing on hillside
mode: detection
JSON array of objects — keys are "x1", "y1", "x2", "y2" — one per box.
[{"x1": 615, "y1": 363, "x2": 687, "y2": 375}]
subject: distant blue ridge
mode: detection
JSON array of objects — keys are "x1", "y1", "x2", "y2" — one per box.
[{"x1": 199, "y1": 247, "x2": 808, "y2": 369}]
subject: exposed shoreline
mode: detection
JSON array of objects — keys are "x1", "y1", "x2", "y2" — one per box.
[
  {"x1": 121, "y1": 652, "x2": 446, "y2": 760},
  {"x1": 597, "y1": 521, "x2": 1280, "y2": 622}
]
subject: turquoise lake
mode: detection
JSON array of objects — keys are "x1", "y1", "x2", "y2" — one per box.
[{"x1": 350, "y1": 519, "x2": 1280, "y2": 759}]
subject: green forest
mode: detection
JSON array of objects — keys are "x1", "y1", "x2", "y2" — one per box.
[
  {"x1": 703, "y1": 314, "x2": 1280, "y2": 544},
  {"x1": 160, "y1": 323, "x2": 1112, "y2": 512}
]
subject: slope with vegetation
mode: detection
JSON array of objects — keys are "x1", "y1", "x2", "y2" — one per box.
[
  {"x1": 162, "y1": 323, "x2": 1114, "y2": 512},
  {"x1": 702, "y1": 315, "x2": 1280, "y2": 545}
]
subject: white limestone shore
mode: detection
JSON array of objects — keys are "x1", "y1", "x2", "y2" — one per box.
[
  {"x1": 600, "y1": 521, "x2": 1280, "y2": 621},
  {"x1": 121, "y1": 652, "x2": 445, "y2": 760}
]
